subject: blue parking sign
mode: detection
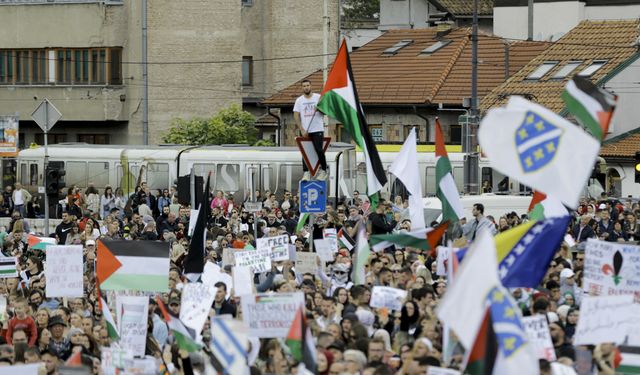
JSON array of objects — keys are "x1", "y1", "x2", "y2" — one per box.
[{"x1": 300, "y1": 180, "x2": 327, "y2": 213}]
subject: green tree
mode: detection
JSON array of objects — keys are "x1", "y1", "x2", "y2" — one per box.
[
  {"x1": 162, "y1": 105, "x2": 260, "y2": 145},
  {"x1": 343, "y1": 0, "x2": 379, "y2": 20}
]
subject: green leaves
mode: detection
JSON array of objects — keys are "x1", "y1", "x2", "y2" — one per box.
[{"x1": 161, "y1": 105, "x2": 260, "y2": 146}]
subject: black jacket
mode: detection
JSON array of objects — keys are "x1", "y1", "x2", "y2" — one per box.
[{"x1": 369, "y1": 212, "x2": 396, "y2": 235}]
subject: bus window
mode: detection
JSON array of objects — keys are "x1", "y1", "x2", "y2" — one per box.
[
  {"x1": 147, "y1": 163, "x2": 169, "y2": 191},
  {"x1": 88, "y1": 162, "x2": 109, "y2": 189},
  {"x1": 262, "y1": 165, "x2": 276, "y2": 193},
  {"x1": 356, "y1": 162, "x2": 367, "y2": 194},
  {"x1": 20, "y1": 163, "x2": 27, "y2": 186},
  {"x1": 216, "y1": 164, "x2": 239, "y2": 193},
  {"x1": 453, "y1": 166, "x2": 464, "y2": 192},
  {"x1": 425, "y1": 166, "x2": 436, "y2": 195},
  {"x1": 66, "y1": 161, "x2": 87, "y2": 188},
  {"x1": 481, "y1": 167, "x2": 493, "y2": 193},
  {"x1": 29, "y1": 164, "x2": 38, "y2": 186},
  {"x1": 290, "y1": 164, "x2": 304, "y2": 195},
  {"x1": 279, "y1": 164, "x2": 296, "y2": 194}
]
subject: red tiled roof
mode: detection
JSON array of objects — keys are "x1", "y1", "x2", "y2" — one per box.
[
  {"x1": 600, "y1": 129, "x2": 640, "y2": 158},
  {"x1": 263, "y1": 28, "x2": 549, "y2": 107},
  {"x1": 431, "y1": 0, "x2": 494, "y2": 16},
  {"x1": 481, "y1": 20, "x2": 640, "y2": 114}
]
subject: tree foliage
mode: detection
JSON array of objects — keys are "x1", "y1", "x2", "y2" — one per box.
[
  {"x1": 343, "y1": 0, "x2": 379, "y2": 20},
  {"x1": 162, "y1": 105, "x2": 260, "y2": 145}
]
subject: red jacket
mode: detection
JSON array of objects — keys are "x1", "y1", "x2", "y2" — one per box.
[{"x1": 6, "y1": 316, "x2": 38, "y2": 346}]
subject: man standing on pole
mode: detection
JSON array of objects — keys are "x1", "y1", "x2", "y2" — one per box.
[{"x1": 294, "y1": 79, "x2": 327, "y2": 181}]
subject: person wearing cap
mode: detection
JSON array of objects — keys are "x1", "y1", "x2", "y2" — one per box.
[
  {"x1": 559, "y1": 268, "x2": 581, "y2": 306},
  {"x1": 47, "y1": 316, "x2": 71, "y2": 360}
]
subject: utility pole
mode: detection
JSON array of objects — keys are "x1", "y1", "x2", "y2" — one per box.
[
  {"x1": 463, "y1": 0, "x2": 480, "y2": 195},
  {"x1": 142, "y1": 0, "x2": 149, "y2": 145},
  {"x1": 528, "y1": 0, "x2": 534, "y2": 41}
]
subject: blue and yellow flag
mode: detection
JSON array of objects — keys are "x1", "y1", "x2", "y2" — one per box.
[{"x1": 455, "y1": 216, "x2": 570, "y2": 288}]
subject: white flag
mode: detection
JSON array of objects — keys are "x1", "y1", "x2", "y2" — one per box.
[
  {"x1": 478, "y1": 96, "x2": 600, "y2": 208},
  {"x1": 388, "y1": 127, "x2": 425, "y2": 229}
]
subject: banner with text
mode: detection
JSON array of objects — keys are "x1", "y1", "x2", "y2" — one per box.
[
  {"x1": 241, "y1": 292, "x2": 305, "y2": 338},
  {"x1": 369, "y1": 286, "x2": 408, "y2": 311},
  {"x1": 522, "y1": 315, "x2": 556, "y2": 361},
  {"x1": 234, "y1": 249, "x2": 271, "y2": 274},
  {"x1": 116, "y1": 295, "x2": 149, "y2": 357},
  {"x1": 584, "y1": 239, "x2": 640, "y2": 299},
  {"x1": 257, "y1": 234, "x2": 290, "y2": 262},
  {"x1": 45, "y1": 245, "x2": 83, "y2": 298}
]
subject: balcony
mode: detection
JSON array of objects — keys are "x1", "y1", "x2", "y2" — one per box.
[{"x1": 0, "y1": 0, "x2": 122, "y2": 4}]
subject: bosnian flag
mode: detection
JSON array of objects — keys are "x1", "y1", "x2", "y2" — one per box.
[{"x1": 317, "y1": 40, "x2": 387, "y2": 208}]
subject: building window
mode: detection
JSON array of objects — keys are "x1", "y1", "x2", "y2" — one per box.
[
  {"x1": 578, "y1": 60, "x2": 608, "y2": 78},
  {"x1": 0, "y1": 51, "x2": 14, "y2": 84},
  {"x1": 109, "y1": 48, "x2": 122, "y2": 85},
  {"x1": 551, "y1": 60, "x2": 583, "y2": 80},
  {"x1": 77, "y1": 134, "x2": 110, "y2": 144},
  {"x1": 241, "y1": 0, "x2": 253, "y2": 5},
  {"x1": 420, "y1": 40, "x2": 451, "y2": 55},
  {"x1": 526, "y1": 61, "x2": 558, "y2": 81},
  {"x1": 242, "y1": 56, "x2": 253, "y2": 86},
  {"x1": 35, "y1": 133, "x2": 67, "y2": 145},
  {"x1": 370, "y1": 126, "x2": 383, "y2": 142},
  {"x1": 382, "y1": 40, "x2": 413, "y2": 56}
]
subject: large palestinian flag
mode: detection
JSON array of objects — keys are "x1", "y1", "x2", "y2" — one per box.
[
  {"x1": 97, "y1": 239, "x2": 170, "y2": 292},
  {"x1": 317, "y1": 40, "x2": 387, "y2": 207},
  {"x1": 562, "y1": 76, "x2": 617, "y2": 141}
]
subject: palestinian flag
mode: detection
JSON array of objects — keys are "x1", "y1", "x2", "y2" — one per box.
[
  {"x1": 97, "y1": 239, "x2": 170, "y2": 292},
  {"x1": 562, "y1": 76, "x2": 617, "y2": 141},
  {"x1": 185, "y1": 172, "x2": 211, "y2": 274},
  {"x1": 337, "y1": 227, "x2": 355, "y2": 251},
  {"x1": 296, "y1": 213, "x2": 310, "y2": 233},
  {"x1": 156, "y1": 297, "x2": 201, "y2": 353},
  {"x1": 351, "y1": 221, "x2": 371, "y2": 285},
  {"x1": 286, "y1": 305, "x2": 316, "y2": 373},
  {"x1": 370, "y1": 221, "x2": 449, "y2": 253},
  {"x1": 0, "y1": 258, "x2": 17, "y2": 278},
  {"x1": 435, "y1": 118, "x2": 464, "y2": 223},
  {"x1": 464, "y1": 309, "x2": 498, "y2": 375},
  {"x1": 317, "y1": 40, "x2": 387, "y2": 208},
  {"x1": 618, "y1": 346, "x2": 640, "y2": 374},
  {"x1": 100, "y1": 296, "x2": 119, "y2": 341},
  {"x1": 65, "y1": 351, "x2": 82, "y2": 366},
  {"x1": 28, "y1": 234, "x2": 56, "y2": 250},
  {"x1": 528, "y1": 191, "x2": 568, "y2": 221}
]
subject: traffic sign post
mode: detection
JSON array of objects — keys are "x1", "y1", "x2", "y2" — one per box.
[
  {"x1": 296, "y1": 136, "x2": 331, "y2": 176},
  {"x1": 31, "y1": 99, "x2": 62, "y2": 235}
]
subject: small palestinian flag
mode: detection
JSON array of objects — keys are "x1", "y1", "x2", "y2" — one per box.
[
  {"x1": 28, "y1": 234, "x2": 56, "y2": 250},
  {"x1": 286, "y1": 305, "x2": 316, "y2": 373},
  {"x1": 618, "y1": 345, "x2": 640, "y2": 374},
  {"x1": 0, "y1": 258, "x2": 18, "y2": 278},
  {"x1": 464, "y1": 309, "x2": 498, "y2": 375},
  {"x1": 296, "y1": 213, "x2": 310, "y2": 233},
  {"x1": 370, "y1": 221, "x2": 449, "y2": 253},
  {"x1": 97, "y1": 239, "x2": 170, "y2": 292},
  {"x1": 156, "y1": 297, "x2": 201, "y2": 353},
  {"x1": 100, "y1": 296, "x2": 119, "y2": 341},
  {"x1": 562, "y1": 76, "x2": 617, "y2": 141},
  {"x1": 337, "y1": 228, "x2": 355, "y2": 251}
]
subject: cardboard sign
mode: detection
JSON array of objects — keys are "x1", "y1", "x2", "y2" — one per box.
[
  {"x1": 233, "y1": 266, "x2": 254, "y2": 296},
  {"x1": 241, "y1": 292, "x2": 305, "y2": 338},
  {"x1": 45, "y1": 245, "x2": 83, "y2": 298},
  {"x1": 584, "y1": 239, "x2": 640, "y2": 299},
  {"x1": 101, "y1": 347, "x2": 133, "y2": 375},
  {"x1": 522, "y1": 315, "x2": 557, "y2": 361},
  {"x1": 257, "y1": 235, "x2": 290, "y2": 262},
  {"x1": 234, "y1": 249, "x2": 271, "y2": 274},
  {"x1": 313, "y1": 239, "x2": 335, "y2": 262},
  {"x1": 323, "y1": 228, "x2": 338, "y2": 252},
  {"x1": 574, "y1": 295, "x2": 636, "y2": 345},
  {"x1": 180, "y1": 282, "x2": 217, "y2": 338},
  {"x1": 116, "y1": 296, "x2": 149, "y2": 357},
  {"x1": 295, "y1": 252, "x2": 318, "y2": 275},
  {"x1": 369, "y1": 286, "x2": 407, "y2": 311}
]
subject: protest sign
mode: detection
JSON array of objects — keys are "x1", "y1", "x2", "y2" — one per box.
[
  {"x1": 295, "y1": 252, "x2": 318, "y2": 274},
  {"x1": 116, "y1": 295, "x2": 149, "y2": 357},
  {"x1": 234, "y1": 249, "x2": 271, "y2": 274},
  {"x1": 180, "y1": 282, "x2": 217, "y2": 338},
  {"x1": 584, "y1": 239, "x2": 640, "y2": 299},
  {"x1": 222, "y1": 248, "x2": 236, "y2": 267},
  {"x1": 323, "y1": 228, "x2": 338, "y2": 252},
  {"x1": 427, "y1": 367, "x2": 461, "y2": 375},
  {"x1": 522, "y1": 315, "x2": 556, "y2": 361},
  {"x1": 45, "y1": 245, "x2": 83, "y2": 298},
  {"x1": 241, "y1": 292, "x2": 305, "y2": 337},
  {"x1": 574, "y1": 295, "x2": 636, "y2": 345},
  {"x1": 101, "y1": 347, "x2": 133, "y2": 375},
  {"x1": 233, "y1": 266, "x2": 254, "y2": 296},
  {"x1": 201, "y1": 262, "x2": 232, "y2": 299},
  {"x1": 288, "y1": 244, "x2": 297, "y2": 261},
  {"x1": 3, "y1": 363, "x2": 43, "y2": 375},
  {"x1": 369, "y1": 286, "x2": 407, "y2": 311},
  {"x1": 122, "y1": 358, "x2": 158, "y2": 375},
  {"x1": 314, "y1": 239, "x2": 334, "y2": 262},
  {"x1": 257, "y1": 235, "x2": 290, "y2": 261},
  {"x1": 0, "y1": 257, "x2": 17, "y2": 279}
]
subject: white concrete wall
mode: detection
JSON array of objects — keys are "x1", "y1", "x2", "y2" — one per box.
[
  {"x1": 379, "y1": 0, "x2": 429, "y2": 30},
  {"x1": 585, "y1": 5, "x2": 640, "y2": 20},
  {"x1": 341, "y1": 28, "x2": 383, "y2": 50},
  {"x1": 602, "y1": 57, "x2": 640, "y2": 138},
  {"x1": 494, "y1": 1, "x2": 584, "y2": 41}
]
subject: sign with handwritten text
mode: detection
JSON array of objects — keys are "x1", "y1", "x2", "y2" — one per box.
[
  {"x1": 241, "y1": 292, "x2": 304, "y2": 337},
  {"x1": 522, "y1": 315, "x2": 556, "y2": 361},
  {"x1": 234, "y1": 249, "x2": 271, "y2": 274},
  {"x1": 45, "y1": 245, "x2": 83, "y2": 298},
  {"x1": 116, "y1": 295, "x2": 149, "y2": 357},
  {"x1": 584, "y1": 239, "x2": 640, "y2": 299},
  {"x1": 574, "y1": 295, "x2": 636, "y2": 345},
  {"x1": 257, "y1": 235, "x2": 290, "y2": 261}
]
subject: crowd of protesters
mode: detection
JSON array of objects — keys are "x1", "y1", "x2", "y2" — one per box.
[{"x1": 0, "y1": 180, "x2": 638, "y2": 375}]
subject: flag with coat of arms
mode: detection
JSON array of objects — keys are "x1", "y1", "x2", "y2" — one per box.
[{"x1": 478, "y1": 96, "x2": 600, "y2": 208}]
